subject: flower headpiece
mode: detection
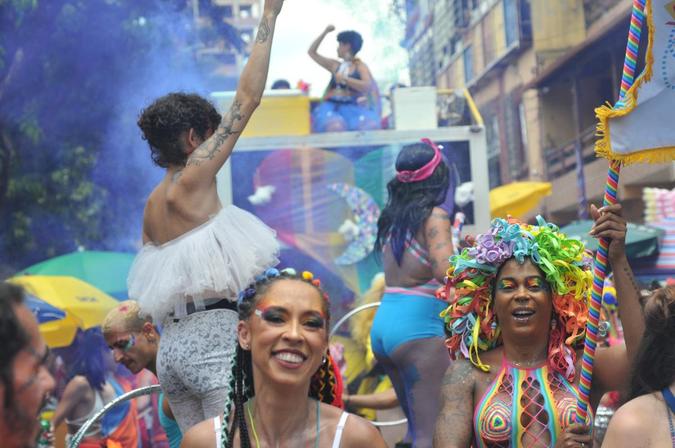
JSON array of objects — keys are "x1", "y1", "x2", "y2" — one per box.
[{"x1": 439, "y1": 216, "x2": 592, "y2": 381}]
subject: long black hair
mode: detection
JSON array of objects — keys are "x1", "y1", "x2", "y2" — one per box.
[
  {"x1": 221, "y1": 269, "x2": 339, "y2": 448},
  {"x1": 374, "y1": 142, "x2": 450, "y2": 264},
  {"x1": 627, "y1": 285, "x2": 675, "y2": 401}
]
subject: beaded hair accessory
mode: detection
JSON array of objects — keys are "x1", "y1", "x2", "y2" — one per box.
[
  {"x1": 395, "y1": 138, "x2": 443, "y2": 183},
  {"x1": 238, "y1": 268, "x2": 329, "y2": 304}
]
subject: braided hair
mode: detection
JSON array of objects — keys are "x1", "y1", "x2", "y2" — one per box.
[{"x1": 221, "y1": 268, "x2": 338, "y2": 448}]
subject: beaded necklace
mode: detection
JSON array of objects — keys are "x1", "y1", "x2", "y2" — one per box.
[{"x1": 246, "y1": 399, "x2": 320, "y2": 448}]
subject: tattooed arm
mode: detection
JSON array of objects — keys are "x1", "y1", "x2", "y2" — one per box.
[
  {"x1": 591, "y1": 203, "x2": 645, "y2": 393},
  {"x1": 433, "y1": 359, "x2": 475, "y2": 447},
  {"x1": 181, "y1": 0, "x2": 284, "y2": 187},
  {"x1": 424, "y1": 207, "x2": 455, "y2": 283}
]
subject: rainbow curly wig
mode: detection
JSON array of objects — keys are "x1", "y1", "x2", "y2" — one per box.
[{"x1": 439, "y1": 216, "x2": 593, "y2": 381}]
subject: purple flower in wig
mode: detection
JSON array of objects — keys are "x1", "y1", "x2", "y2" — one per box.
[
  {"x1": 484, "y1": 249, "x2": 502, "y2": 263},
  {"x1": 479, "y1": 234, "x2": 496, "y2": 249}
]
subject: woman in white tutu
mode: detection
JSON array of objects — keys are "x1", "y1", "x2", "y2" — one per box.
[{"x1": 127, "y1": 0, "x2": 284, "y2": 432}]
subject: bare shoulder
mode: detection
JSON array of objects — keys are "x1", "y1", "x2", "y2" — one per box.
[
  {"x1": 442, "y1": 357, "x2": 477, "y2": 390},
  {"x1": 602, "y1": 394, "x2": 660, "y2": 448},
  {"x1": 429, "y1": 207, "x2": 450, "y2": 220},
  {"x1": 354, "y1": 59, "x2": 372, "y2": 73},
  {"x1": 65, "y1": 375, "x2": 91, "y2": 396},
  {"x1": 339, "y1": 412, "x2": 386, "y2": 448},
  {"x1": 181, "y1": 416, "x2": 218, "y2": 448}
]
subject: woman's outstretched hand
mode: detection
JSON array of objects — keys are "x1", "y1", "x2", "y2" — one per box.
[
  {"x1": 325, "y1": 24, "x2": 336, "y2": 33},
  {"x1": 589, "y1": 203, "x2": 627, "y2": 263}
]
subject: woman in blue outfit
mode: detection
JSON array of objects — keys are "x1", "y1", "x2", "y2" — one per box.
[
  {"x1": 370, "y1": 140, "x2": 454, "y2": 447},
  {"x1": 308, "y1": 25, "x2": 381, "y2": 132}
]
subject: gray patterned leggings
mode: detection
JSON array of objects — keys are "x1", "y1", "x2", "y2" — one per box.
[{"x1": 157, "y1": 308, "x2": 237, "y2": 433}]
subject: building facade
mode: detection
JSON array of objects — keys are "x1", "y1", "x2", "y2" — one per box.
[
  {"x1": 404, "y1": 0, "x2": 675, "y2": 224},
  {"x1": 402, "y1": 0, "x2": 436, "y2": 86},
  {"x1": 192, "y1": 0, "x2": 262, "y2": 89}
]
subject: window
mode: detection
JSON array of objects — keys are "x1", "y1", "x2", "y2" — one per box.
[
  {"x1": 239, "y1": 4, "x2": 252, "y2": 18},
  {"x1": 503, "y1": 0, "x2": 519, "y2": 47},
  {"x1": 241, "y1": 29, "x2": 253, "y2": 43},
  {"x1": 463, "y1": 45, "x2": 473, "y2": 82},
  {"x1": 485, "y1": 112, "x2": 503, "y2": 188}
]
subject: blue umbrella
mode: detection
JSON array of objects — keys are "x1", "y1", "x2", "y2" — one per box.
[
  {"x1": 25, "y1": 293, "x2": 66, "y2": 324},
  {"x1": 23, "y1": 292, "x2": 82, "y2": 348}
]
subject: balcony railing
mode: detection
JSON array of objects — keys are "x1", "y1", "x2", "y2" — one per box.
[{"x1": 543, "y1": 126, "x2": 598, "y2": 180}]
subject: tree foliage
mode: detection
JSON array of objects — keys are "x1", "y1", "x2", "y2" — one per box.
[{"x1": 0, "y1": 0, "x2": 230, "y2": 271}]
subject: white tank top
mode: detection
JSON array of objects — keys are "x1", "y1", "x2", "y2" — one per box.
[{"x1": 212, "y1": 411, "x2": 350, "y2": 448}]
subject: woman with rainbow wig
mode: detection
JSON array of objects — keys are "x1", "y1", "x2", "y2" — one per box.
[{"x1": 433, "y1": 204, "x2": 646, "y2": 448}]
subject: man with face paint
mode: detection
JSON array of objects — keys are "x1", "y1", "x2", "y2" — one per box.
[
  {"x1": 103, "y1": 301, "x2": 182, "y2": 448},
  {"x1": 0, "y1": 282, "x2": 56, "y2": 448}
]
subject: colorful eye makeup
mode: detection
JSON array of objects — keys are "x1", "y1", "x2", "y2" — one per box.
[
  {"x1": 526, "y1": 276, "x2": 548, "y2": 290},
  {"x1": 254, "y1": 307, "x2": 326, "y2": 328},
  {"x1": 497, "y1": 277, "x2": 548, "y2": 291},
  {"x1": 497, "y1": 279, "x2": 516, "y2": 290},
  {"x1": 111, "y1": 335, "x2": 136, "y2": 352}
]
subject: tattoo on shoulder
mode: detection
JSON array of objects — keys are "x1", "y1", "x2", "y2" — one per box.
[
  {"x1": 186, "y1": 101, "x2": 242, "y2": 167},
  {"x1": 427, "y1": 227, "x2": 439, "y2": 239},
  {"x1": 256, "y1": 18, "x2": 270, "y2": 43}
]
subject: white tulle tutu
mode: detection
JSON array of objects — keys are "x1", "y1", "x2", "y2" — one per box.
[{"x1": 127, "y1": 205, "x2": 280, "y2": 323}]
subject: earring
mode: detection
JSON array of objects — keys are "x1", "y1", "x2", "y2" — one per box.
[
  {"x1": 322, "y1": 355, "x2": 327, "y2": 365},
  {"x1": 550, "y1": 319, "x2": 557, "y2": 330}
]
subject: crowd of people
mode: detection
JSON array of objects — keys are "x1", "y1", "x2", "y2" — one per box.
[{"x1": 1, "y1": 1, "x2": 674, "y2": 447}]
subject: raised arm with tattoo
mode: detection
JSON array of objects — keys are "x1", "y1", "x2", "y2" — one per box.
[
  {"x1": 424, "y1": 207, "x2": 455, "y2": 283},
  {"x1": 589, "y1": 203, "x2": 646, "y2": 393},
  {"x1": 181, "y1": 0, "x2": 283, "y2": 186}
]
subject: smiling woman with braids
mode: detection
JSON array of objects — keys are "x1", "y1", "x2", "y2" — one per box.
[
  {"x1": 433, "y1": 204, "x2": 646, "y2": 448},
  {"x1": 181, "y1": 268, "x2": 386, "y2": 448}
]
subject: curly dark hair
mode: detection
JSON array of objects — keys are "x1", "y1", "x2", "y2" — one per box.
[
  {"x1": 220, "y1": 269, "x2": 338, "y2": 448},
  {"x1": 337, "y1": 30, "x2": 363, "y2": 55},
  {"x1": 375, "y1": 142, "x2": 450, "y2": 264},
  {"x1": 0, "y1": 282, "x2": 29, "y2": 410},
  {"x1": 137, "y1": 92, "x2": 222, "y2": 168},
  {"x1": 627, "y1": 285, "x2": 675, "y2": 401}
]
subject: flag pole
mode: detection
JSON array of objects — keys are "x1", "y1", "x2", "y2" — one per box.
[{"x1": 575, "y1": 0, "x2": 647, "y2": 424}]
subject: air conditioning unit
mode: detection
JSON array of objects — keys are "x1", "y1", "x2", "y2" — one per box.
[{"x1": 392, "y1": 87, "x2": 438, "y2": 131}]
